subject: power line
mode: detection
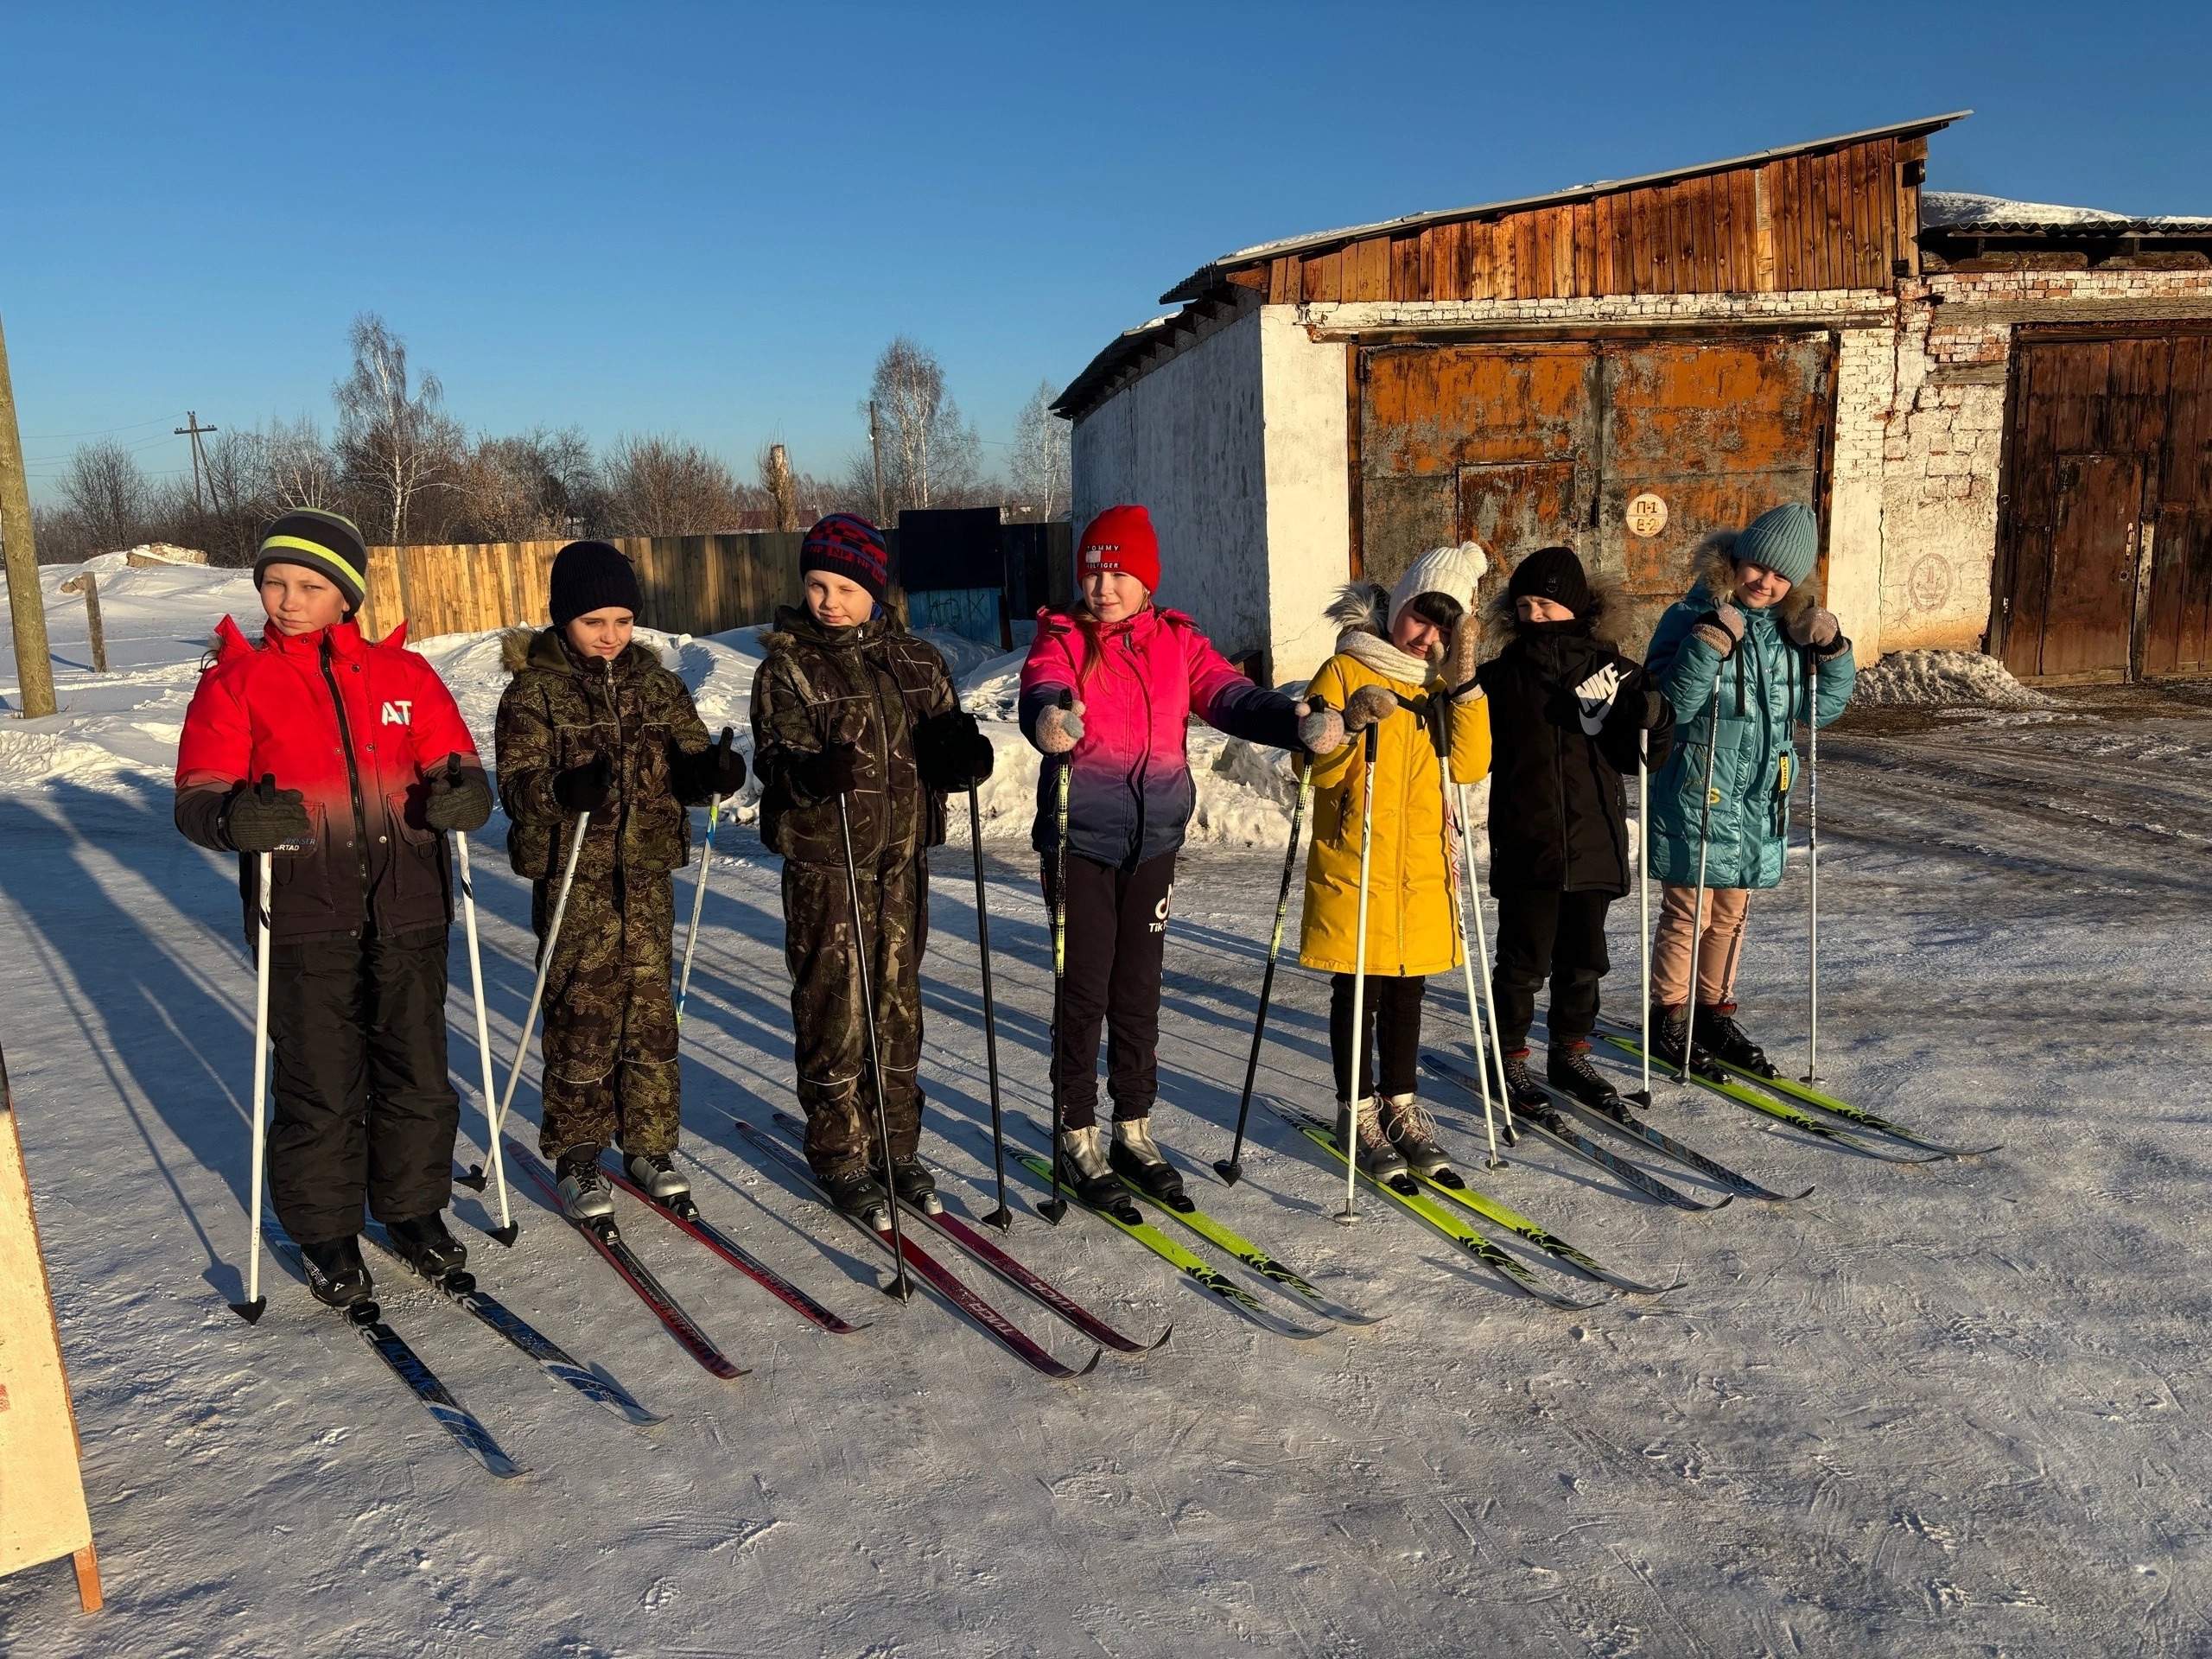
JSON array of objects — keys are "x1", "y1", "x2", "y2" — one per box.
[{"x1": 20, "y1": 415, "x2": 175, "y2": 442}]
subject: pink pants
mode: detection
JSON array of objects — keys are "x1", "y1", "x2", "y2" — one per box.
[{"x1": 1650, "y1": 883, "x2": 1751, "y2": 1010}]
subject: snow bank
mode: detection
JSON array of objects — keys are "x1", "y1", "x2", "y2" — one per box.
[{"x1": 1854, "y1": 650, "x2": 2056, "y2": 709}]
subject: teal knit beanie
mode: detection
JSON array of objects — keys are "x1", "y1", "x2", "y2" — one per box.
[{"x1": 1732, "y1": 503, "x2": 1820, "y2": 588}]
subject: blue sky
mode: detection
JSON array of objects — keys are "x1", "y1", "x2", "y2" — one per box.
[{"x1": 4, "y1": 1, "x2": 2204, "y2": 499}]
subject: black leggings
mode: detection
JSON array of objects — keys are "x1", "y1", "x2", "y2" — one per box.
[
  {"x1": 1328, "y1": 973, "x2": 1427, "y2": 1103},
  {"x1": 1046, "y1": 850, "x2": 1177, "y2": 1129}
]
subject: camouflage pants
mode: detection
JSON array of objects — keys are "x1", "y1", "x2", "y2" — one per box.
[
  {"x1": 536, "y1": 866, "x2": 681, "y2": 1160},
  {"x1": 783, "y1": 845, "x2": 928, "y2": 1178}
]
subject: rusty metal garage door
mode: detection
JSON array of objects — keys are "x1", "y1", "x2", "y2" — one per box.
[
  {"x1": 1354, "y1": 334, "x2": 1836, "y2": 655},
  {"x1": 1995, "y1": 327, "x2": 2212, "y2": 683}
]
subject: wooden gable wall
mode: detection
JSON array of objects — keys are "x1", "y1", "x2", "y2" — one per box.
[{"x1": 1245, "y1": 136, "x2": 1925, "y2": 306}]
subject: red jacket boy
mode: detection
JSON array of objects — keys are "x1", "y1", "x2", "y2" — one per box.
[{"x1": 175, "y1": 510, "x2": 491, "y2": 1306}]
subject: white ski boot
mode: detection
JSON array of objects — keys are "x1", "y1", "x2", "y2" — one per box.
[
  {"x1": 555, "y1": 1145, "x2": 616, "y2": 1223},
  {"x1": 624, "y1": 1151, "x2": 691, "y2": 1204},
  {"x1": 1109, "y1": 1116, "x2": 1188, "y2": 1206}
]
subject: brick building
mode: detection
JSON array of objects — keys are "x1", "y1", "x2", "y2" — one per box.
[{"x1": 1054, "y1": 112, "x2": 2212, "y2": 684}]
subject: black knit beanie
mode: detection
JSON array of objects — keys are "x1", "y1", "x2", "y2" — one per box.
[
  {"x1": 549, "y1": 540, "x2": 644, "y2": 629},
  {"x1": 256, "y1": 509, "x2": 369, "y2": 612},
  {"x1": 1507, "y1": 545, "x2": 1592, "y2": 617}
]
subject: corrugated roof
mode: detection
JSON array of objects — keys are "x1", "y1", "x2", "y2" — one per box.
[
  {"x1": 1922, "y1": 189, "x2": 2212, "y2": 236},
  {"x1": 1160, "y1": 111, "x2": 1970, "y2": 303}
]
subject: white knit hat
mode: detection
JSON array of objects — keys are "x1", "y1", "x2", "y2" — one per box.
[{"x1": 1388, "y1": 541, "x2": 1489, "y2": 630}]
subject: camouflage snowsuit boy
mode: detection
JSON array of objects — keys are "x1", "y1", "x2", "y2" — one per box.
[
  {"x1": 750, "y1": 605, "x2": 957, "y2": 1179},
  {"x1": 495, "y1": 628, "x2": 716, "y2": 1160}
]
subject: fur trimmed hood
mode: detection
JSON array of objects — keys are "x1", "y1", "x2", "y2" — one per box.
[
  {"x1": 1324, "y1": 582, "x2": 1437, "y2": 685},
  {"x1": 1688, "y1": 532, "x2": 1816, "y2": 624},
  {"x1": 1480, "y1": 570, "x2": 1629, "y2": 652}
]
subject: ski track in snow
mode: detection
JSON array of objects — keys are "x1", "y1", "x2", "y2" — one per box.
[{"x1": 4, "y1": 582, "x2": 2212, "y2": 1654}]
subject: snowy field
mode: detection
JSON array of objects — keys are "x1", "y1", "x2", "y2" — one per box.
[{"x1": 4, "y1": 567, "x2": 2212, "y2": 1656}]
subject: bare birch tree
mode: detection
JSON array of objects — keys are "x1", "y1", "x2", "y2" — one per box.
[
  {"x1": 1007, "y1": 381, "x2": 1072, "y2": 521},
  {"x1": 850, "y1": 337, "x2": 982, "y2": 518},
  {"x1": 601, "y1": 435, "x2": 748, "y2": 536},
  {"x1": 333, "y1": 313, "x2": 463, "y2": 546},
  {"x1": 60, "y1": 441, "x2": 150, "y2": 551}
]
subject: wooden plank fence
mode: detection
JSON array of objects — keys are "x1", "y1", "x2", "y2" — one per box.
[{"x1": 358, "y1": 532, "x2": 809, "y2": 643}]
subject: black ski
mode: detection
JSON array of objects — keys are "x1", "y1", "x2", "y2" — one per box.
[
  {"x1": 267, "y1": 1226, "x2": 524, "y2": 1478},
  {"x1": 1551, "y1": 1098, "x2": 1813, "y2": 1202},
  {"x1": 1422, "y1": 1052, "x2": 1732, "y2": 1212},
  {"x1": 365, "y1": 1225, "x2": 664, "y2": 1427}
]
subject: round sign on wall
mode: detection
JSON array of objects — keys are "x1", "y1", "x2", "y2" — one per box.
[{"x1": 1624, "y1": 492, "x2": 1669, "y2": 538}]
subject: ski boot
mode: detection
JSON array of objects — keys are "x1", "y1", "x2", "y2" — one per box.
[
  {"x1": 1109, "y1": 1116, "x2": 1188, "y2": 1209},
  {"x1": 1335, "y1": 1096, "x2": 1410, "y2": 1182},
  {"x1": 300, "y1": 1234, "x2": 373, "y2": 1309},
  {"x1": 1379, "y1": 1092, "x2": 1458, "y2": 1183},
  {"x1": 1057, "y1": 1124, "x2": 1140, "y2": 1222},
  {"x1": 1500, "y1": 1052, "x2": 1572, "y2": 1138},
  {"x1": 821, "y1": 1163, "x2": 893, "y2": 1230},
  {"x1": 555, "y1": 1145, "x2": 616, "y2": 1224},
  {"x1": 386, "y1": 1211, "x2": 467, "y2": 1278},
  {"x1": 1648, "y1": 1001, "x2": 1704, "y2": 1079},
  {"x1": 880, "y1": 1155, "x2": 945, "y2": 1217},
  {"x1": 1548, "y1": 1041, "x2": 1630, "y2": 1122},
  {"x1": 1697, "y1": 1004, "x2": 1773, "y2": 1077},
  {"x1": 623, "y1": 1151, "x2": 691, "y2": 1205}
]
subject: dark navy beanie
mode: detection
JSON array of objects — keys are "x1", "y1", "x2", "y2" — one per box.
[
  {"x1": 550, "y1": 540, "x2": 644, "y2": 629},
  {"x1": 1507, "y1": 545, "x2": 1592, "y2": 617}
]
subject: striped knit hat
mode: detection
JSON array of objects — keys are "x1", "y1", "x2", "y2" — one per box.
[
  {"x1": 801, "y1": 512, "x2": 889, "y2": 603},
  {"x1": 256, "y1": 510, "x2": 369, "y2": 611}
]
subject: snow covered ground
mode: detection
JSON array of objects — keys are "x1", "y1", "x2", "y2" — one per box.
[{"x1": 3, "y1": 570, "x2": 2211, "y2": 1655}]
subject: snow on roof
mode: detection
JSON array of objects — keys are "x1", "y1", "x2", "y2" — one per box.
[{"x1": 1923, "y1": 190, "x2": 2212, "y2": 234}]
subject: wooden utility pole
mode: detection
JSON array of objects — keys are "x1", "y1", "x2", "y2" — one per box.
[
  {"x1": 0, "y1": 310, "x2": 57, "y2": 719},
  {"x1": 175, "y1": 411, "x2": 217, "y2": 513},
  {"x1": 868, "y1": 399, "x2": 886, "y2": 527},
  {"x1": 58, "y1": 571, "x2": 105, "y2": 673}
]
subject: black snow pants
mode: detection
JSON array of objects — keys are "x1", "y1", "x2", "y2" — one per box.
[
  {"x1": 1046, "y1": 850, "x2": 1176, "y2": 1130},
  {"x1": 266, "y1": 925, "x2": 459, "y2": 1244},
  {"x1": 1491, "y1": 888, "x2": 1612, "y2": 1053},
  {"x1": 1328, "y1": 973, "x2": 1427, "y2": 1103}
]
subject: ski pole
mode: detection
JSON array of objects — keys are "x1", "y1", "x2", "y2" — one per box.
[
  {"x1": 451, "y1": 805, "x2": 517, "y2": 1246},
  {"x1": 1635, "y1": 728, "x2": 1652, "y2": 1107},
  {"x1": 1455, "y1": 781, "x2": 1518, "y2": 1147},
  {"x1": 1039, "y1": 692, "x2": 1075, "y2": 1226},
  {"x1": 1431, "y1": 696, "x2": 1501, "y2": 1170},
  {"x1": 487, "y1": 810, "x2": 590, "y2": 1148},
  {"x1": 229, "y1": 842, "x2": 276, "y2": 1323},
  {"x1": 1216, "y1": 749, "x2": 1313, "y2": 1185},
  {"x1": 1337, "y1": 720, "x2": 1380, "y2": 1226},
  {"x1": 969, "y1": 781, "x2": 1013, "y2": 1230},
  {"x1": 676, "y1": 728, "x2": 734, "y2": 1028},
  {"x1": 1802, "y1": 645, "x2": 1821, "y2": 1084},
  {"x1": 834, "y1": 791, "x2": 912, "y2": 1300},
  {"x1": 1677, "y1": 657, "x2": 1727, "y2": 1088}
]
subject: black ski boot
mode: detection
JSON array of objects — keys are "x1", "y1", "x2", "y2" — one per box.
[
  {"x1": 1109, "y1": 1116, "x2": 1188, "y2": 1208},
  {"x1": 386, "y1": 1211, "x2": 467, "y2": 1278},
  {"x1": 1500, "y1": 1051, "x2": 1572, "y2": 1138},
  {"x1": 880, "y1": 1155, "x2": 944, "y2": 1217},
  {"x1": 1548, "y1": 1041, "x2": 1629, "y2": 1122},
  {"x1": 1059, "y1": 1125, "x2": 1141, "y2": 1221},
  {"x1": 822, "y1": 1163, "x2": 893, "y2": 1230},
  {"x1": 1335, "y1": 1096, "x2": 1410, "y2": 1182},
  {"x1": 1648, "y1": 1001, "x2": 1702, "y2": 1077},
  {"x1": 300, "y1": 1234, "x2": 373, "y2": 1309},
  {"x1": 1698, "y1": 1005, "x2": 1774, "y2": 1077}
]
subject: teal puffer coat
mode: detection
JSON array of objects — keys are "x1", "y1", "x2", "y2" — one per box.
[{"x1": 1644, "y1": 550, "x2": 1855, "y2": 891}]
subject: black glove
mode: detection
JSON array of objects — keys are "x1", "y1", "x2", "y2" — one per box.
[
  {"x1": 224, "y1": 775, "x2": 312, "y2": 854},
  {"x1": 552, "y1": 753, "x2": 613, "y2": 815},
  {"x1": 425, "y1": 756, "x2": 494, "y2": 832},
  {"x1": 914, "y1": 709, "x2": 995, "y2": 791},
  {"x1": 790, "y1": 741, "x2": 859, "y2": 802},
  {"x1": 673, "y1": 728, "x2": 747, "y2": 802}
]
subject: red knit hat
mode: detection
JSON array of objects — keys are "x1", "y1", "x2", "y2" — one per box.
[{"x1": 1077, "y1": 505, "x2": 1160, "y2": 594}]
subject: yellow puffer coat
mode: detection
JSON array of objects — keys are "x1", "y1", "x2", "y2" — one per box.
[{"x1": 1297, "y1": 649, "x2": 1491, "y2": 977}]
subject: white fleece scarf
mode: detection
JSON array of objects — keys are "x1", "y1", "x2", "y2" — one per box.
[{"x1": 1334, "y1": 627, "x2": 1434, "y2": 687}]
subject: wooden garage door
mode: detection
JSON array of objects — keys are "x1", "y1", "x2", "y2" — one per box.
[
  {"x1": 1356, "y1": 334, "x2": 1834, "y2": 657},
  {"x1": 1997, "y1": 327, "x2": 2212, "y2": 682}
]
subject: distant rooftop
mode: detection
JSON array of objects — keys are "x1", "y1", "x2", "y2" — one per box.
[{"x1": 1923, "y1": 190, "x2": 2212, "y2": 236}]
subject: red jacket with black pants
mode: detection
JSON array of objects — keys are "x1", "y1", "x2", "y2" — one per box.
[{"x1": 175, "y1": 615, "x2": 484, "y2": 1246}]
